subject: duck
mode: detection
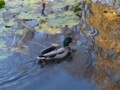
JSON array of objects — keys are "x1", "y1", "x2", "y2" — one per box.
[{"x1": 36, "y1": 37, "x2": 76, "y2": 62}]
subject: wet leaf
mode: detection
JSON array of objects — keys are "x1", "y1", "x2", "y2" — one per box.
[
  {"x1": 44, "y1": 26, "x2": 62, "y2": 34},
  {"x1": 5, "y1": 19, "x2": 16, "y2": 27},
  {"x1": 0, "y1": 42, "x2": 6, "y2": 48},
  {"x1": 9, "y1": 6, "x2": 30, "y2": 13},
  {"x1": 17, "y1": 12, "x2": 40, "y2": 20},
  {"x1": 6, "y1": 0, "x2": 22, "y2": 8},
  {"x1": 37, "y1": 23, "x2": 62, "y2": 34},
  {"x1": 0, "y1": 8, "x2": 6, "y2": 13},
  {"x1": 15, "y1": 29, "x2": 26, "y2": 35},
  {"x1": 48, "y1": 17, "x2": 79, "y2": 28},
  {"x1": 35, "y1": 24, "x2": 44, "y2": 33},
  {"x1": 47, "y1": 14, "x2": 56, "y2": 19},
  {"x1": 60, "y1": 11, "x2": 76, "y2": 17},
  {"x1": 0, "y1": 52, "x2": 12, "y2": 60},
  {"x1": 51, "y1": 3, "x2": 66, "y2": 9},
  {"x1": 52, "y1": 43, "x2": 59, "y2": 46},
  {"x1": 65, "y1": 0, "x2": 81, "y2": 6},
  {"x1": 23, "y1": 0, "x2": 39, "y2": 5},
  {"x1": 0, "y1": 18, "x2": 4, "y2": 24},
  {"x1": 11, "y1": 45, "x2": 29, "y2": 54}
]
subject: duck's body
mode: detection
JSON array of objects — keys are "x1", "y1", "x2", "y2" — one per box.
[
  {"x1": 37, "y1": 46, "x2": 70, "y2": 60},
  {"x1": 36, "y1": 37, "x2": 75, "y2": 64}
]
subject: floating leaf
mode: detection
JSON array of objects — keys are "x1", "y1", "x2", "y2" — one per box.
[
  {"x1": 48, "y1": 17, "x2": 79, "y2": 28},
  {"x1": 17, "y1": 12, "x2": 40, "y2": 20},
  {"x1": 60, "y1": 11, "x2": 76, "y2": 17},
  {"x1": 47, "y1": 14, "x2": 56, "y2": 19},
  {"x1": 48, "y1": 18, "x2": 61, "y2": 27},
  {"x1": 23, "y1": 0, "x2": 39, "y2": 5},
  {"x1": 0, "y1": 8, "x2": 6, "y2": 13},
  {"x1": 11, "y1": 45, "x2": 29, "y2": 54},
  {"x1": 35, "y1": 24, "x2": 44, "y2": 33},
  {"x1": 0, "y1": 34, "x2": 4, "y2": 38},
  {"x1": 0, "y1": 52, "x2": 12, "y2": 60},
  {"x1": 0, "y1": 42, "x2": 6, "y2": 48},
  {"x1": 51, "y1": 3, "x2": 66, "y2": 9},
  {"x1": 0, "y1": 18, "x2": 4, "y2": 24},
  {"x1": 15, "y1": 29, "x2": 26, "y2": 35},
  {"x1": 9, "y1": 6, "x2": 30, "y2": 13},
  {"x1": 52, "y1": 43, "x2": 59, "y2": 46},
  {"x1": 5, "y1": 1, "x2": 22, "y2": 8},
  {"x1": 37, "y1": 23, "x2": 61, "y2": 34},
  {"x1": 5, "y1": 19, "x2": 16, "y2": 27},
  {"x1": 65, "y1": 0, "x2": 81, "y2": 6},
  {"x1": 0, "y1": 26, "x2": 11, "y2": 32}
]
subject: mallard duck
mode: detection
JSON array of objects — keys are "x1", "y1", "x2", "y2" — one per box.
[{"x1": 37, "y1": 37, "x2": 75, "y2": 61}]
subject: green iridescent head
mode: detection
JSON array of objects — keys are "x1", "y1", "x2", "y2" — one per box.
[{"x1": 63, "y1": 37, "x2": 72, "y2": 46}]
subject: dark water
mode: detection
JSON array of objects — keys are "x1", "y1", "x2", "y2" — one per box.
[{"x1": 0, "y1": 32, "x2": 98, "y2": 90}]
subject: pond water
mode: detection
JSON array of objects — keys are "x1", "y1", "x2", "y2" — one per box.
[
  {"x1": 0, "y1": 32, "x2": 98, "y2": 90},
  {"x1": 1, "y1": 0, "x2": 120, "y2": 90}
]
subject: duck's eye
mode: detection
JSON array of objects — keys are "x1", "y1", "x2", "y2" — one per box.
[{"x1": 103, "y1": 11, "x2": 107, "y2": 13}]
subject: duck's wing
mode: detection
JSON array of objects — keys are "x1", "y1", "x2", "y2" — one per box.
[
  {"x1": 43, "y1": 47, "x2": 65, "y2": 57},
  {"x1": 41, "y1": 46, "x2": 56, "y2": 54},
  {"x1": 41, "y1": 46, "x2": 60, "y2": 54}
]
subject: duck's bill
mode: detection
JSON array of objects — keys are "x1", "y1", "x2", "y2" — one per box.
[{"x1": 72, "y1": 39, "x2": 77, "y2": 43}]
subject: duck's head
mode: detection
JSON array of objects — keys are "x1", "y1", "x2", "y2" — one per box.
[{"x1": 63, "y1": 37, "x2": 76, "y2": 47}]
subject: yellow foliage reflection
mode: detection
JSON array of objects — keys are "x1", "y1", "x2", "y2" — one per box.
[
  {"x1": 90, "y1": 3, "x2": 120, "y2": 52},
  {"x1": 89, "y1": 3, "x2": 120, "y2": 90}
]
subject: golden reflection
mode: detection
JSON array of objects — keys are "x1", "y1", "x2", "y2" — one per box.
[
  {"x1": 89, "y1": 3, "x2": 120, "y2": 90},
  {"x1": 89, "y1": 3, "x2": 120, "y2": 53}
]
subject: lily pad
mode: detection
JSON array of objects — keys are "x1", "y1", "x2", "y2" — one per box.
[
  {"x1": 17, "y1": 12, "x2": 40, "y2": 20},
  {"x1": 0, "y1": 52, "x2": 12, "y2": 60},
  {"x1": 0, "y1": 42, "x2": 6, "y2": 48},
  {"x1": 15, "y1": 29, "x2": 26, "y2": 35}
]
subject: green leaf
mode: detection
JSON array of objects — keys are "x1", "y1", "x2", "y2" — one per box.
[
  {"x1": 0, "y1": 8, "x2": 6, "y2": 13},
  {"x1": 0, "y1": 52, "x2": 12, "y2": 60},
  {"x1": 52, "y1": 43, "x2": 59, "y2": 46},
  {"x1": 60, "y1": 11, "x2": 75, "y2": 17},
  {"x1": 47, "y1": 14, "x2": 56, "y2": 19},
  {"x1": 63, "y1": 19, "x2": 80, "y2": 28},
  {"x1": 0, "y1": 42, "x2": 6, "y2": 48},
  {"x1": 17, "y1": 12, "x2": 40, "y2": 20},
  {"x1": 48, "y1": 18, "x2": 62, "y2": 27},
  {"x1": 51, "y1": 3, "x2": 66, "y2": 9},
  {"x1": 15, "y1": 29, "x2": 26, "y2": 35},
  {"x1": 0, "y1": 26, "x2": 12, "y2": 33},
  {"x1": 0, "y1": 18, "x2": 4, "y2": 24},
  {"x1": 23, "y1": 0, "x2": 39, "y2": 5},
  {"x1": 9, "y1": 6, "x2": 30, "y2": 13},
  {"x1": 6, "y1": 1, "x2": 22, "y2": 8},
  {"x1": 0, "y1": 0, "x2": 5, "y2": 8},
  {"x1": 5, "y1": 19, "x2": 16, "y2": 27},
  {"x1": 11, "y1": 45, "x2": 29, "y2": 54},
  {"x1": 35, "y1": 24, "x2": 44, "y2": 33},
  {"x1": 48, "y1": 16, "x2": 79, "y2": 28},
  {"x1": 65, "y1": 0, "x2": 80, "y2": 6}
]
